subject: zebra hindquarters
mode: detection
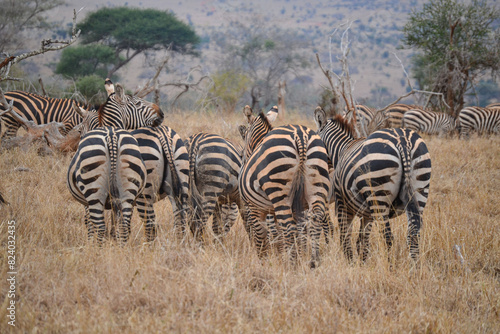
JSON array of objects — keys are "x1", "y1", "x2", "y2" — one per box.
[
  {"x1": 401, "y1": 129, "x2": 431, "y2": 260},
  {"x1": 109, "y1": 131, "x2": 147, "y2": 244},
  {"x1": 67, "y1": 132, "x2": 111, "y2": 244},
  {"x1": 302, "y1": 138, "x2": 330, "y2": 268},
  {"x1": 67, "y1": 128, "x2": 146, "y2": 245}
]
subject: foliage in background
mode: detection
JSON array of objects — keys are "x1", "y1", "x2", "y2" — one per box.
[
  {"x1": 206, "y1": 70, "x2": 250, "y2": 112},
  {"x1": 55, "y1": 45, "x2": 118, "y2": 79},
  {"x1": 402, "y1": 0, "x2": 500, "y2": 115},
  {"x1": 75, "y1": 7, "x2": 200, "y2": 78},
  {"x1": 211, "y1": 15, "x2": 311, "y2": 110},
  {"x1": 75, "y1": 74, "x2": 107, "y2": 104}
]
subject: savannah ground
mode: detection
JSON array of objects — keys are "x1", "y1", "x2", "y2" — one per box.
[{"x1": 0, "y1": 110, "x2": 499, "y2": 333}]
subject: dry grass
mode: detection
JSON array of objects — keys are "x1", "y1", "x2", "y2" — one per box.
[{"x1": 1, "y1": 111, "x2": 499, "y2": 333}]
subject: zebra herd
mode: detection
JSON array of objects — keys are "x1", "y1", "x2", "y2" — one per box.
[
  {"x1": 350, "y1": 103, "x2": 500, "y2": 138},
  {"x1": 1, "y1": 81, "x2": 499, "y2": 268}
]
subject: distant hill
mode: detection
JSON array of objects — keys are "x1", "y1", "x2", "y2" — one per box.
[{"x1": 26, "y1": 0, "x2": 429, "y2": 109}]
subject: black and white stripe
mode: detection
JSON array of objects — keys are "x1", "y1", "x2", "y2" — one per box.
[
  {"x1": 67, "y1": 127, "x2": 146, "y2": 243},
  {"x1": 458, "y1": 106, "x2": 500, "y2": 139},
  {"x1": 402, "y1": 108, "x2": 457, "y2": 136},
  {"x1": 239, "y1": 106, "x2": 330, "y2": 267},
  {"x1": 0, "y1": 90, "x2": 91, "y2": 138},
  {"x1": 131, "y1": 126, "x2": 190, "y2": 241},
  {"x1": 67, "y1": 80, "x2": 166, "y2": 243},
  {"x1": 185, "y1": 132, "x2": 243, "y2": 240},
  {"x1": 314, "y1": 108, "x2": 432, "y2": 262},
  {"x1": 385, "y1": 103, "x2": 418, "y2": 128}
]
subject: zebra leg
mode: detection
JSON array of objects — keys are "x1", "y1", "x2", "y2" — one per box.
[
  {"x1": 1, "y1": 121, "x2": 20, "y2": 139},
  {"x1": 356, "y1": 216, "x2": 373, "y2": 262},
  {"x1": 84, "y1": 206, "x2": 93, "y2": 240},
  {"x1": 275, "y1": 206, "x2": 298, "y2": 266},
  {"x1": 266, "y1": 214, "x2": 281, "y2": 251},
  {"x1": 337, "y1": 202, "x2": 355, "y2": 262},
  {"x1": 247, "y1": 208, "x2": 270, "y2": 259},
  {"x1": 88, "y1": 201, "x2": 106, "y2": 244},
  {"x1": 308, "y1": 207, "x2": 325, "y2": 268},
  {"x1": 136, "y1": 198, "x2": 157, "y2": 243},
  {"x1": 221, "y1": 202, "x2": 239, "y2": 234},
  {"x1": 406, "y1": 206, "x2": 422, "y2": 261},
  {"x1": 322, "y1": 209, "x2": 334, "y2": 244},
  {"x1": 382, "y1": 220, "x2": 394, "y2": 255},
  {"x1": 115, "y1": 203, "x2": 134, "y2": 244},
  {"x1": 212, "y1": 202, "x2": 224, "y2": 237}
]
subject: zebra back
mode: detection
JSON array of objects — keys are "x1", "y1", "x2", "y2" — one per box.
[
  {"x1": 458, "y1": 106, "x2": 500, "y2": 138},
  {"x1": 402, "y1": 108, "x2": 457, "y2": 136},
  {"x1": 0, "y1": 90, "x2": 92, "y2": 138}
]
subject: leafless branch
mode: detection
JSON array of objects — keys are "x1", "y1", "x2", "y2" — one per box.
[
  {"x1": 376, "y1": 52, "x2": 451, "y2": 113},
  {"x1": 0, "y1": 8, "x2": 82, "y2": 82}
]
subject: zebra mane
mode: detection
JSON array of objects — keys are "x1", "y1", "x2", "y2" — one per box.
[
  {"x1": 332, "y1": 114, "x2": 355, "y2": 136},
  {"x1": 258, "y1": 111, "x2": 273, "y2": 130},
  {"x1": 96, "y1": 92, "x2": 116, "y2": 126}
]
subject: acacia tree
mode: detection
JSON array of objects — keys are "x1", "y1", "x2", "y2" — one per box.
[
  {"x1": 76, "y1": 7, "x2": 200, "y2": 78},
  {"x1": 402, "y1": 0, "x2": 500, "y2": 116},
  {"x1": 212, "y1": 16, "x2": 311, "y2": 110}
]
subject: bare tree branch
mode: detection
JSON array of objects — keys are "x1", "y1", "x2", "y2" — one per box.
[{"x1": 0, "y1": 8, "x2": 82, "y2": 82}]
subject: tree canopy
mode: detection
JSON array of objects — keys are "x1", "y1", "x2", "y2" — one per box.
[
  {"x1": 76, "y1": 7, "x2": 200, "y2": 77},
  {"x1": 402, "y1": 0, "x2": 500, "y2": 115},
  {"x1": 55, "y1": 44, "x2": 117, "y2": 78}
]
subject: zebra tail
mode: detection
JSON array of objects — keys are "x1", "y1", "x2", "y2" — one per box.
[
  {"x1": 107, "y1": 131, "x2": 123, "y2": 217},
  {"x1": 187, "y1": 135, "x2": 204, "y2": 218},
  {"x1": 290, "y1": 135, "x2": 307, "y2": 221},
  {"x1": 395, "y1": 130, "x2": 418, "y2": 209},
  {"x1": 158, "y1": 127, "x2": 183, "y2": 201}
]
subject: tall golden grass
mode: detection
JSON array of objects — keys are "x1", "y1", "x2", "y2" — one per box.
[{"x1": 0, "y1": 110, "x2": 499, "y2": 333}]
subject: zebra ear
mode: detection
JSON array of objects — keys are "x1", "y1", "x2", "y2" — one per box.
[
  {"x1": 243, "y1": 105, "x2": 254, "y2": 124},
  {"x1": 114, "y1": 84, "x2": 126, "y2": 104},
  {"x1": 314, "y1": 106, "x2": 327, "y2": 130},
  {"x1": 266, "y1": 106, "x2": 278, "y2": 123},
  {"x1": 238, "y1": 125, "x2": 247, "y2": 140}
]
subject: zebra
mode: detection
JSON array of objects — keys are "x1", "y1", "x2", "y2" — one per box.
[
  {"x1": 131, "y1": 126, "x2": 190, "y2": 242},
  {"x1": 486, "y1": 103, "x2": 500, "y2": 109},
  {"x1": 458, "y1": 106, "x2": 500, "y2": 139},
  {"x1": 239, "y1": 105, "x2": 330, "y2": 268},
  {"x1": 70, "y1": 79, "x2": 164, "y2": 136},
  {"x1": 184, "y1": 132, "x2": 243, "y2": 241},
  {"x1": 0, "y1": 90, "x2": 94, "y2": 139},
  {"x1": 67, "y1": 80, "x2": 166, "y2": 243},
  {"x1": 402, "y1": 108, "x2": 457, "y2": 136},
  {"x1": 67, "y1": 127, "x2": 147, "y2": 243},
  {"x1": 385, "y1": 103, "x2": 418, "y2": 128},
  {"x1": 313, "y1": 107, "x2": 432, "y2": 262},
  {"x1": 344, "y1": 104, "x2": 375, "y2": 134}
]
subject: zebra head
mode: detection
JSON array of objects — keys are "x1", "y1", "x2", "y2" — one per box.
[
  {"x1": 241, "y1": 105, "x2": 278, "y2": 163},
  {"x1": 72, "y1": 102, "x2": 99, "y2": 136},
  {"x1": 99, "y1": 81, "x2": 164, "y2": 129}
]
